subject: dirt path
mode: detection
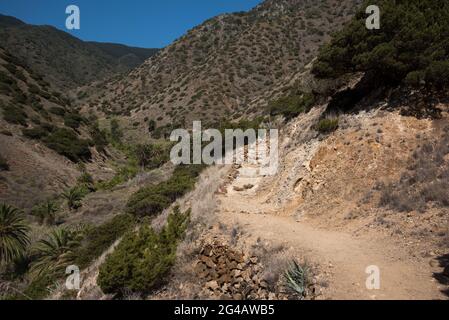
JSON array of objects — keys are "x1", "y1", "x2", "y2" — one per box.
[{"x1": 216, "y1": 165, "x2": 445, "y2": 300}]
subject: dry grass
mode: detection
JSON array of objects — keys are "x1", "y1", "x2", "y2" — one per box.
[{"x1": 379, "y1": 127, "x2": 449, "y2": 212}]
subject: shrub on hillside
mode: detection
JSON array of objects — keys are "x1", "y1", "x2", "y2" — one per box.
[
  {"x1": 268, "y1": 93, "x2": 315, "y2": 120},
  {"x1": 64, "y1": 113, "x2": 84, "y2": 130},
  {"x1": 74, "y1": 214, "x2": 135, "y2": 269},
  {"x1": 315, "y1": 117, "x2": 339, "y2": 133},
  {"x1": 43, "y1": 128, "x2": 91, "y2": 162},
  {"x1": 0, "y1": 154, "x2": 9, "y2": 171},
  {"x1": 22, "y1": 127, "x2": 48, "y2": 140},
  {"x1": 49, "y1": 106, "x2": 66, "y2": 116},
  {"x1": 98, "y1": 207, "x2": 190, "y2": 295},
  {"x1": 2, "y1": 104, "x2": 28, "y2": 126},
  {"x1": 126, "y1": 165, "x2": 204, "y2": 218},
  {"x1": 312, "y1": 0, "x2": 449, "y2": 89}
]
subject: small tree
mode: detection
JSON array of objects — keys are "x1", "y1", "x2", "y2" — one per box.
[
  {"x1": 31, "y1": 200, "x2": 58, "y2": 225},
  {"x1": 0, "y1": 204, "x2": 30, "y2": 265},
  {"x1": 61, "y1": 188, "x2": 83, "y2": 210},
  {"x1": 31, "y1": 228, "x2": 81, "y2": 278}
]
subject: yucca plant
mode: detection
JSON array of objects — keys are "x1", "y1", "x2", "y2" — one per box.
[
  {"x1": 0, "y1": 204, "x2": 30, "y2": 265},
  {"x1": 284, "y1": 260, "x2": 310, "y2": 297},
  {"x1": 61, "y1": 188, "x2": 83, "y2": 210},
  {"x1": 30, "y1": 228, "x2": 81, "y2": 278}
]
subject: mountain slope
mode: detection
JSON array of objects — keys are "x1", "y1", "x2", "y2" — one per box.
[
  {"x1": 87, "y1": 0, "x2": 362, "y2": 130},
  {"x1": 0, "y1": 14, "x2": 159, "y2": 89}
]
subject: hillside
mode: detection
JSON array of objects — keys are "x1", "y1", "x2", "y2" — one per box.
[
  {"x1": 84, "y1": 0, "x2": 362, "y2": 138},
  {"x1": 0, "y1": 14, "x2": 159, "y2": 89},
  {"x1": 1, "y1": 0, "x2": 448, "y2": 301}
]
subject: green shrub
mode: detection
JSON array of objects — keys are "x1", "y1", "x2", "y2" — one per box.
[
  {"x1": 43, "y1": 128, "x2": 91, "y2": 162},
  {"x1": 98, "y1": 207, "x2": 190, "y2": 295},
  {"x1": 64, "y1": 113, "x2": 84, "y2": 129},
  {"x1": 268, "y1": 93, "x2": 315, "y2": 120},
  {"x1": 134, "y1": 143, "x2": 170, "y2": 170},
  {"x1": 315, "y1": 117, "x2": 339, "y2": 133},
  {"x1": 2, "y1": 104, "x2": 28, "y2": 126},
  {"x1": 110, "y1": 119, "x2": 123, "y2": 143},
  {"x1": 0, "y1": 154, "x2": 9, "y2": 171},
  {"x1": 22, "y1": 127, "x2": 48, "y2": 140},
  {"x1": 74, "y1": 214, "x2": 135, "y2": 269},
  {"x1": 126, "y1": 165, "x2": 203, "y2": 218},
  {"x1": 96, "y1": 165, "x2": 138, "y2": 191},
  {"x1": 89, "y1": 123, "x2": 108, "y2": 153},
  {"x1": 49, "y1": 106, "x2": 66, "y2": 116},
  {"x1": 312, "y1": 0, "x2": 449, "y2": 89}
]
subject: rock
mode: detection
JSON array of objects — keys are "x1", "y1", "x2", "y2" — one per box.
[
  {"x1": 249, "y1": 257, "x2": 258, "y2": 264},
  {"x1": 201, "y1": 256, "x2": 216, "y2": 268},
  {"x1": 243, "y1": 184, "x2": 254, "y2": 190},
  {"x1": 233, "y1": 293, "x2": 243, "y2": 300},
  {"x1": 268, "y1": 293, "x2": 277, "y2": 300},
  {"x1": 206, "y1": 281, "x2": 219, "y2": 291},
  {"x1": 443, "y1": 265, "x2": 449, "y2": 277},
  {"x1": 218, "y1": 274, "x2": 231, "y2": 286},
  {"x1": 429, "y1": 259, "x2": 439, "y2": 267}
]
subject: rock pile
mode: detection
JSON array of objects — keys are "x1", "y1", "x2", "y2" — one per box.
[{"x1": 195, "y1": 242, "x2": 280, "y2": 300}]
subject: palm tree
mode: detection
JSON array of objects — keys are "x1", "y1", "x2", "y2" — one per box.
[
  {"x1": 0, "y1": 204, "x2": 30, "y2": 265},
  {"x1": 61, "y1": 188, "x2": 83, "y2": 210},
  {"x1": 32, "y1": 200, "x2": 58, "y2": 225},
  {"x1": 30, "y1": 228, "x2": 80, "y2": 278}
]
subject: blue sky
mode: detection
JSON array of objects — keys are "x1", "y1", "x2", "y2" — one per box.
[{"x1": 0, "y1": 0, "x2": 263, "y2": 48}]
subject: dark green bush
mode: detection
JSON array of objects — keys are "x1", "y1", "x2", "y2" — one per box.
[
  {"x1": 126, "y1": 165, "x2": 204, "y2": 218},
  {"x1": 315, "y1": 117, "x2": 339, "y2": 133},
  {"x1": 22, "y1": 127, "x2": 48, "y2": 140},
  {"x1": 98, "y1": 207, "x2": 190, "y2": 295},
  {"x1": 49, "y1": 106, "x2": 66, "y2": 116},
  {"x1": 74, "y1": 214, "x2": 135, "y2": 269},
  {"x1": 268, "y1": 93, "x2": 315, "y2": 120},
  {"x1": 2, "y1": 104, "x2": 28, "y2": 126},
  {"x1": 43, "y1": 128, "x2": 91, "y2": 162},
  {"x1": 64, "y1": 113, "x2": 84, "y2": 129},
  {"x1": 312, "y1": 0, "x2": 449, "y2": 89},
  {"x1": 0, "y1": 154, "x2": 9, "y2": 171}
]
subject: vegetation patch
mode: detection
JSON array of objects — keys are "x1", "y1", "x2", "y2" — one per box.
[
  {"x1": 98, "y1": 207, "x2": 190, "y2": 296},
  {"x1": 2, "y1": 104, "x2": 28, "y2": 126},
  {"x1": 313, "y1": 0, "x2": 449, "y2": 89},
  {"x1": 43, "y1": 128, "x2": 92, "y2": 162},
  {"x1": 74, "y1": 214, "x2": 135, "y2": 269},
  {"x1": 268, "y1": 92, "x2": 315, "y2": 120},
  {"x1": 126, "y1": 165, "x2": 204, "y2": 218},
  {"x1": 315, "y1": 117, "x2": 339, "y2": 134},
  {"x1": 379, "y1": 128, "x2": 449, "y2": 212}
]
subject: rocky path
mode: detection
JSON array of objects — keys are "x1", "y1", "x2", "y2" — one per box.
[{"x1": 215, "y1": 164, "x2": 445, "y2": 300}]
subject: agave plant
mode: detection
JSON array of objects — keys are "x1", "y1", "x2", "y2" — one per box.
[
  {"x1": 61, "y1": 188, "x2": 83, "y2": 210},
  {"x1": 0, "y1": 204, "x2": 30, "y2": 265},
  {"x1": 30, "y1": 228, "x2": 81, "y2": 278},
  {"x1": 284, "y1": 260, "x2": 310, "y2": 297}
]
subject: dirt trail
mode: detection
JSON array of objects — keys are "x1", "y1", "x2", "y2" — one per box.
[{"x1": 216, "y1": 164, "x2": 445, "y2": 300}]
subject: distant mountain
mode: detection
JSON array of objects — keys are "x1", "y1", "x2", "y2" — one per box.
[
  {"x1": 90, "y1": 0, "x2": 362, "y2": 131},
  {"x1": 0, "y1": 14, "x2": 159, "y2": 89}
]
